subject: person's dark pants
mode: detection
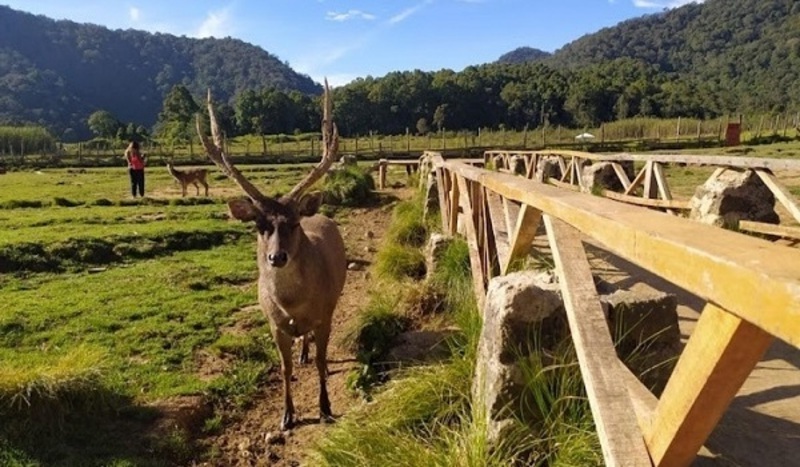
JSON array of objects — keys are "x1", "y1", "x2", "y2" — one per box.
[{"x1": 129, "y1": 169, "x2": 145, "y2": 197}]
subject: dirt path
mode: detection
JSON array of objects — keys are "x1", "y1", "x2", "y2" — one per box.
[{"x1": 196, "y1": 191, "x2": 409, "y2": 466}]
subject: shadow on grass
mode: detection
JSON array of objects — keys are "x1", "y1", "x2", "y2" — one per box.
[{"x1": 0, "y1": 388, "x2": 210, "y2": 466}]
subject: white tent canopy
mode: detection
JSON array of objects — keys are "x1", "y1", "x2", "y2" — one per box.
[{"x1": 575, "y1": 132, "x2": 595, "y2": 141}]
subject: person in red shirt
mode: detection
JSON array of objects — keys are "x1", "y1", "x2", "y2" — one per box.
[{"x1": 125, "y1": 141, "x2": 146, "y2": 197}]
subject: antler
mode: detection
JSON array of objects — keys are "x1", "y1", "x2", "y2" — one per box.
[
  {"x1": 197, "y1": 90, "x2": 283, "y2": 212},
  {"x1": 284, "y1": 80, "x2": 339, "y2": 201}
]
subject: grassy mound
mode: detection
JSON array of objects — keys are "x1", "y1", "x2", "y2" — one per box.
[{"x1": 323, "y1": 166, "x2": 376, "y2": 207}]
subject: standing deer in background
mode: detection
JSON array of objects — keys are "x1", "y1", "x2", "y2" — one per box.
[
  {"x1": 166, "y1": 163, "x2": 209, "y2": 197},
  {"x1": 197, "y1": 82, "x2": 346, "y2": 431}
]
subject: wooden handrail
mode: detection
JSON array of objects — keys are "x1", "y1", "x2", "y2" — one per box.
[{"x1": 437, "y1": 158, "x2": 800, "y2": 347}]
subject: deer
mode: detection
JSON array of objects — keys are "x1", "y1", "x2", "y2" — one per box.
[
  {"x1": 166, "y1": 163, "x2": 210, "y2": 197},
  {"x1": 196, "y1": 82, "x2": 346, "y2": 431}
]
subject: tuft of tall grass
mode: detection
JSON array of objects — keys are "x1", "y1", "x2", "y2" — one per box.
[
  {"x1": 0, "y1": 345, "x2": 108, "y2": 413},
  {"x1": 374, "y1": 243, "x2": 426, "y2": 280},
  {"x1": 323, "y1": 166, "x2": 376, "y2": 207}
]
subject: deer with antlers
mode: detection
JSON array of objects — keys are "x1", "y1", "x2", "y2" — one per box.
[
  {"x1": 197, "y1": 82, "x2": 346, "y2": 431},
  {"x1": 166, "y1": 163, "x2": 210, "y2": 197}
]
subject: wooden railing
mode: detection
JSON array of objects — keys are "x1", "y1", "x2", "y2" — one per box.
[
  {"x1": 485, "y1": 150, "x2": 800, "y2": 240},
  {"x1": 426, "y1": 150, "x2": 800, "y2": 466}
]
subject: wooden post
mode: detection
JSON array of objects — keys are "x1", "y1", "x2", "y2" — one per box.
[
  {"x1": 378, "y1": 159, "x2": 387, "y2": 189},
  {"x1": 406, "y1": 127, "x2": 411, "y2": 153},
  {"x1": 523, "y1": 125, "x2": 528, "y2": 149},
  {"x1": 355, "y1": 135, "x2": 359, "y2": 155},
  {"x1": 676, "y1": 117, "x2": 681, "y2": 140},
  {"x1": 442, "y1": 128, "x2": 446, "y2": 151},
  {"x1": 478, "y1": 127, "x2": 482, "y2": 148}
]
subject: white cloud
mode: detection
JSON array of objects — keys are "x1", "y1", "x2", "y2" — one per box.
[
  {"x1": 633, "y1": 0, "x2": 704, "y2": 8},
  {"x1": 316, "y1": 73, "x2": 359, "y2": 87},
  {"x1": 194, "y1": 7, "x2": 234, "y2": 38},
  {"x1": 326, "y1": 9, "x2": 376, "y2": 22},
  {"x1": 388, "y1": 0, "x2": 432, "y2": 25},
  {"x1": 129, "y1": 6, "x2": 140, "y2": 22}
]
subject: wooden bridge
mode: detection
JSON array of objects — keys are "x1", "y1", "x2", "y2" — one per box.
[
  {"x1": 417, "y1": 150, "x2": 800, "y2": 466},
  {"x1": 485, "y1": 149, "x2": 800, "y2": 242}
]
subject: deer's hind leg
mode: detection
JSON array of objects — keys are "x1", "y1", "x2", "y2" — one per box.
[
  {"x1": 314, "y1": 323, "x2": 333, "y2": 423},
  {"x1": 299, "y1": 333, "x2": 310, "y2": 365},
  {"x1": 201, "y1": 178, "x2": 209, "y2": 196}
]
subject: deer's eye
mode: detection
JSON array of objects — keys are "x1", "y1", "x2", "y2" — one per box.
[{"x1": 257, "y1": 220, "x2": 275, "y2": 236}]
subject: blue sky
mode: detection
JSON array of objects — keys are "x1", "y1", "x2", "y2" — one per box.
[{"x1": 4, "y1": 1, "x2": 703, "y2": 86}]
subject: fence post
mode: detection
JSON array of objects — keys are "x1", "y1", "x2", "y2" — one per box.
[{"x1": 378, "y1": 159, "x2": 387, "y2": 189}]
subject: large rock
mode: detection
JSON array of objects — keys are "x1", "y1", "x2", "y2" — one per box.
[
  {"x1": 535, "y1": 156, "x2": 562, "y2": 182},
  {"x1": 423, "y1": 171, "x2": 439, "y2": 220},
  {"x1": 425, "y1": 233, "x2": 453, "y2": 279},
  {"x1": 508, "y1": 155, "x2": 526, "y2": 175},
  {"x1": 690, "y1": 169, "x2": 778, "y2": 229},
  {"x1": 473, "y1": 271, "x2": 566, "y2": 444},
  {"x1": 596, "y1": 281, "x2": 680, "y2": 395},
  {"x1": 581, "y1": 162, "x2": 624, "y2": 193}
]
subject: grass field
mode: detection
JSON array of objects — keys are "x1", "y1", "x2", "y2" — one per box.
[{"x1": 0, "y1": 164, "x2": 320, "y2": 464}]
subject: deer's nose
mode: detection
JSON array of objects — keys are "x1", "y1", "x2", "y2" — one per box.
[{"x1": 268, "y1": 251, "x2": 288, "y2": 267}]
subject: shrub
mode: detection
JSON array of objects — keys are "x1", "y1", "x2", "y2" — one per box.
[
  {"x1": 323, "y1": 166, "x2": 376, "y2": 206},
  {"x1": 375, "y1": 244, "x2": 426, "y2": 281}
]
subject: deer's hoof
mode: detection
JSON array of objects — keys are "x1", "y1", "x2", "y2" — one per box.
[
  {"x1": 320, "y1": 413, "x2": 335, "y2": 425},
  {"x1": 280, "y1": 413, "x2": 295, "y2": 431}
]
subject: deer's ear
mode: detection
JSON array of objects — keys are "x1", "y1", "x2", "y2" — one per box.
[
  {"x1": 228, "y1": 198, "x2": 259, "y2": 222},
  {"x1": 296, "y1": 192, "x2": 323, "y2": 217}
]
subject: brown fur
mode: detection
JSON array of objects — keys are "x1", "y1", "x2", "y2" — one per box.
[
  {"x1": 197, "y1": 83, "x2": 344, "y2": 431},
  {"x1": 166, "y1": 163, "x2": 209, "y2": 197}
]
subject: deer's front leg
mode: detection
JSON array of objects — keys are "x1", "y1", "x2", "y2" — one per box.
[{"x1": 275, "y1": 329, "x2": 295, "y2": 431}]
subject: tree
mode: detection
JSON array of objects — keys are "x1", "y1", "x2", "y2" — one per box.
[
  {"x1": 157, "y1": 85, "x2": 199, "y2": 153},
  {"x1": 433, "y1": 104, "x2": 448, "y2": 132},
  {"x1": 416, "y1": 118, "x2": 430, "y2": 136},
  {"x1": 87, "y1": 110, "x2": 119, "y2": 139}
]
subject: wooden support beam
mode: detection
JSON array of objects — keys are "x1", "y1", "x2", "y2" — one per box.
[
  {"x1": 625, "y1": 165, "x2": 648, "y2": 196},
  {"x1": 651, "y1": 162, "x2": 676, "y2": 215},
  {"x1": 602, "y1": 191, "x2": 690, "y2": 210},
  {"x1": 448, "y1": 171, "x2": 460, "y2": 235},
  {"x1": 738, "y1": 220, "x2": 800, "y2": 241},
  {"x1": 486, "y1": 191, "x2": 510, "y2": 270},
  {"x1": 502, "y1": 196, "x2": 520, "y2": 239},
  {"x1": 456, "y1": 175, "x2": 487, "y2": 310},
  {"x1": 561, "y1": 158, "x2": 574, "y2": 183},
  {"x1": 611, "y1": 163, "x2": 632, "y2": 191},
  {"x1": 544, "y1": 215, "x2": 652, "y2": 467},
  {"x1": 651, "y1": 162, "x2": 673, "y2": 201},
  {"x1": 501, "y1": 204, "x2": 542, "y2": 274},
  {"x1": 645, "y1": 303, "x2": 773, "y2": 466},
  {"x1": 753, "y1": 169, "x2": 800, "y2": 224},
  {"x1": 643, "y1": 161, "x2": 655, "y2": 199}
]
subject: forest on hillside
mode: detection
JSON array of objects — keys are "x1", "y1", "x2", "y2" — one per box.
[
  {"x1": 0, "y1": 5, "x2": 319, "y2": 140},
  {"x1": 1, "y1": 0, "x2": 799, "y2": 142}
]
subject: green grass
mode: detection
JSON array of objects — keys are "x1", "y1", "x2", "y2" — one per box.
[{"x1": 0, "y1": 165, "x2": 327, "y2": 464}]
